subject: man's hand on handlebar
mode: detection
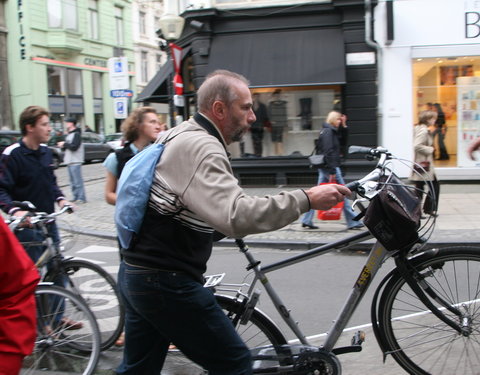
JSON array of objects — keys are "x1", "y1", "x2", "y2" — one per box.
[{"x1": 305, "y1": 184, "x2": 351, "y2": 211}]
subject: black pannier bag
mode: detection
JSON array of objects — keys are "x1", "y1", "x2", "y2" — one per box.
[{"x1": 364, "y1": 174, "x2": 422, "y2": 251}]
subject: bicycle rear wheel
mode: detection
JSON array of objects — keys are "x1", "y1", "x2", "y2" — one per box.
[
  {"x1": 378, "y1": 246, "x2": 480, "y2": 375},
  {"x1": 45, "y1": 259, "x2": 125, "y2": 351},
  {"x1": 21, "y1": 284, "x2": 101, "y2": 375},
  {"x1": 162, "y1": 294, "x2": 287, "y2": 374}
]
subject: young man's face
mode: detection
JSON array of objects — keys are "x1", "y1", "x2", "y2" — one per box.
[
  {"x1": 65, "y1": 121, "x2": 76, "y2": 132},
  {"x1": 27, "y1": 115, "x2": 51, "y2": 145}
]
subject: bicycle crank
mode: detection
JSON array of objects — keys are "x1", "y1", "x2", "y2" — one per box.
[{"x1": 293, "y1": 348, "x2": 341, "y2": 375}]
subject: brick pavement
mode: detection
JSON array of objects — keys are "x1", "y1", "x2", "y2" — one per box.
[{"x1": 57, "y1": 168, "x2": 480, "y2": 249}]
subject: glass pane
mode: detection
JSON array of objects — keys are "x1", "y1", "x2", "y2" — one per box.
[
  {"x1": 47, "y1": 65, "x2": 66, "y2": 95},
  {"x1": 67, "y1": 69, "x2": 82, "y2": 95},
  {"x1": 64, "y1": 0, "x2": 78, "y2": 30},
  {"x1": 47, "y1": 0, "x2": 62, "y2": 28},
  {"x1": 139, "y1": 11, "x2": 146, "y2": 35},
  {"x1": 413, "y1": 56, "x2": 480, "y2": 167},
  {"x1": 92, "y1": 72, "x2": 102, "y2": 98}
]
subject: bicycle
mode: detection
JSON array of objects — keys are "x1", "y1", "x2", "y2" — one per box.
[
  {"x1": 164, "y1": 146, "x2": 479, "y2": 374},
  {"x1": 21, "y1": 283, "x2": 101, "y2": 375},
  {"x1": 7, "y1": 201, "x2": 125, "y2": 351}
]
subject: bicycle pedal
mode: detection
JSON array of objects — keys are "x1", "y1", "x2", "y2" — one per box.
[
  {"x1": 351, "y1": 330, "x2": 366, "y2": 346},
  {"x1": 331, "y1": 345, "x2": 362, "y2": 355}
]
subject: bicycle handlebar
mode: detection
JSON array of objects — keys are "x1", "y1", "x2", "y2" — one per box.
[
  {"x1": 6, "y1": 201, "x2": 74, "y2": 231},
  {"x1": 343, "y1": 146, "x2": 392, "y2": 194}
]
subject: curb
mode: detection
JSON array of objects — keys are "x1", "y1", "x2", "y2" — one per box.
[{"x1": 61, "y1": 226, "x2": 480, "y2": 251}]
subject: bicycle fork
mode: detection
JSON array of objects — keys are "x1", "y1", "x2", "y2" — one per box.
[{"x1": 394, "y1": 252, "x2": 470, "y2": 336}]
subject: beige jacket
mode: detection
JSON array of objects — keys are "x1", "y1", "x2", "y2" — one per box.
[
  {"x1": 410, "y1": 124, "x2": 436, "y2": 181},
  {"x1": 150, "y1": 116, "x2": 310, "y2": 239}
]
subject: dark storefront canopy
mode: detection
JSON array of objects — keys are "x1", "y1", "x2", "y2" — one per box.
[
  {"x1": 137, "y1": 28, "x2": 345, "y2": 102},
  {"x1": 207, "y1": 28, "x2": 346, "y2": 88},
  {"x1": 136, "y1": 47, "x2": 191, "y2": 103}
]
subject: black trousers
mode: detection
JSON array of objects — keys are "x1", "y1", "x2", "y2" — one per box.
[{"x1": 414, "y1": 176, "x2": 440, "y2": 214}]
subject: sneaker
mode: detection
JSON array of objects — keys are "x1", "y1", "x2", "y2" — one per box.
[
  {"x1": 60, "y1": 317, "x2": 84, "y2": 330},
  {"x1": 347, "y1": 223, "x2": 365, "y2": 230}
]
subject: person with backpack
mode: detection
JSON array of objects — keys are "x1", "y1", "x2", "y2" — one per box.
[
  {"x1": 102, "y1": 106, "x2": 162, "y2": 347},
  {"x1": 300, "y1": 111, "x2": 364, "y2": 230},
  {"x1": 115, "y1": 70, "x2": 352, "y2": 374}
]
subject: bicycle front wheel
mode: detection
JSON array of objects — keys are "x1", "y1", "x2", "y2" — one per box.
[
  {"x1": 162, "y1": 294, "x2": 287, "y2": 374},
  {"x1": 378, "y1": 246, "x2": 480, "y2": 375},
  {"x1": 45, "y1": 259, "x2": 125, "y2": 351},
  {"x1": 22, "y1": 284, "x2": 101, "y2": 375}
]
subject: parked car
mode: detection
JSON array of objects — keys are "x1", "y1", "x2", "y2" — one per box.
[
  {"x1": 0, "y1": 130, "x2": 21, "y2": 154},
  {"x1": 48, "y1": 132, "x2": 113, "y2": 167},
  {"x1": 104, "y1": 133, "x2": 124, "y2": 150}
]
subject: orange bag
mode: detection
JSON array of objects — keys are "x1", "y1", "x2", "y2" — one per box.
[{"x1": 317, "y1": 177, "x2": 344, "y2": 221}]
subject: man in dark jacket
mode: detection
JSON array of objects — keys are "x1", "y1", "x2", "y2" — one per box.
[{"x1": 0, "y1": 106, "x2": 74, "y2": 258}]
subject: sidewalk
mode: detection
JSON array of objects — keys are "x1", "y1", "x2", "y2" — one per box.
[{"x1": 62, "y1": 172, "x2": 480, "y2": 249}]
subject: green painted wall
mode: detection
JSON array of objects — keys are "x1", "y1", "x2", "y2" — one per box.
[{"x1": 6, "y1": 0, "x2": 134, "y2": 135}]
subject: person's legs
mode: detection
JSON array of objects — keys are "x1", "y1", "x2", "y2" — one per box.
[
  {"x1": 301, "y1": 209, "x2": 315, "y2": 226},
  {"x1": 116, "y1": 262, "x2": 169, "y2": 375},
  {"x1": 334, "y1": 168, "x2": 363, "y2": 229},
  {"x1": 117, "y1": 262, "x2": 251, "y2": 375},
  {"x1": 424, "y1": 177, "x2": 440, "y2": 214},
  {"x1": 68, "y1": 164, "x2": 86, "y2": 202}
]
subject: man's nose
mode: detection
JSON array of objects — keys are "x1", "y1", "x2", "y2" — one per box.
[{"x1": 249, "y1": 109, "x2": 256, "y2": 123}]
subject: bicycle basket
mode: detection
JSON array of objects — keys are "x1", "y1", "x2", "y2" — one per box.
[{"x1": 364, "y1": 174, "x2": 422, "y2": 251}]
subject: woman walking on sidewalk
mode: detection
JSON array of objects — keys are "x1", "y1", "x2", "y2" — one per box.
[{"x1": 301, "y1": 111, "x2": 363, "y2": 230}]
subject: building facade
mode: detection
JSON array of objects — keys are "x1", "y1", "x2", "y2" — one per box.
[
  {"x1": 5, "y1": 0, "x2": 134, "y2": 134},
  {"x1": 374, "y1": 0, "x2": 480, "y2": 180},
  {"x1": 139, "y1": 0, "x2": 378, "y2": 184}
]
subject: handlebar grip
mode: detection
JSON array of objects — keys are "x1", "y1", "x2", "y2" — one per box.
[
  {"x1": 348, "y1": 145, "x2": 374, "y2": 155},
  {"x1": 11, "y1": 201, "x2": 37, "y2": 211},
  {"x1": 344, "y1": 181, "x2": 360, "y2": 192}
]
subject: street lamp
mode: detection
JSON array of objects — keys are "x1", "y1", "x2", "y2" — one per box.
[{"x1": 158, "y1": 13, "x2": 185, "y2": 128}]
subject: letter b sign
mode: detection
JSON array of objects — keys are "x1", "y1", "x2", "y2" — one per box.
[{"x1": 466, "y1": 12, "x2": 480, "y2": 38}]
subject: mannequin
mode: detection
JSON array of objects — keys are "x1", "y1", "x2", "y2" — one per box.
[{"x1": 268, "y1": 89, "x2": 288, "y2": 155}]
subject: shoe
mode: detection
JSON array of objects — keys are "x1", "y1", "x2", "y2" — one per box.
[
  {"x1": 302, "y1": 223, "x2": 319, "y2": 229},
  {"x1": 424, "y1": 212, "x2": 439, "y2": 218},
  {"x1": 348, "y1": 223, "x2": 365, "y2": 230},
  {"x1": 60, "y1": 317, "x2": 84, "y2": 330}
]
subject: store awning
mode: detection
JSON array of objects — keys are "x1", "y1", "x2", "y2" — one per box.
[
  {"x1": 206, "y1": 28, "x2": 346, "y2": 87},
  {"x1": 136, "y1": 47, "x2": 191, "y2": 103}
]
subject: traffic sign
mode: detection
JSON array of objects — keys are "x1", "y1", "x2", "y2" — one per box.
[
  {"x1": 110, "y1": 89, "x2": 133, "y2": 98},
  {"x1": 113, "y1": 97, "x2": 128, "y2": 119},
  {"x1": 108, "y1": 57, "x2": 129, "y2": 90}
]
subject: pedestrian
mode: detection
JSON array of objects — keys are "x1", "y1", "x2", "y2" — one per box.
[
  {"x1": 432, "y1": 103, "x2": 449, "y2": 160},
  {"x1": 103, "y1": 107, "x2": 162, "y2": 206},
  {"x1": 0, "y1": 219, "x2": 40, "y2": 375},
  {"x1": 411, "y1": 110, "x2": 440, "y2": 217},
  {"x1": 0, "y1": 105, "x2": 80, "y2": 331},
  {"x1": 57, "y1": 117, "x2": 87, "y2": 203},
  {"x1": 250, "y1": 93, "x2": 269, "y2": 157},
  {"x1": 301, "y1": 111, "x2": 364, "y2": 230},
  {"x1": 116, "y1": 70, "x2": 351, "y2": 374}
]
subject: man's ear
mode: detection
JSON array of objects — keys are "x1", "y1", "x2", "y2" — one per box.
[
  {"x1": 212, "y1": 100, "x2": 226, "y2": 120},
  {"x1": 25, "y1": 123, "x2": 34, "y2": 133}
]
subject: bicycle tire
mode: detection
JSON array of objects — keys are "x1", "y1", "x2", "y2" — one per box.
[
  {"x1": 45, "y1": 259, "x2": 125, "y2": 351},
  {"x1": 378, "y1": 246, "x2": 480, "y2": 375},
  {"x1": 162, "y1": 294, "x2": 287, "y2": 374},
  {"x1": 21, "y1": 284, "x2": 101, "y2": 375}
]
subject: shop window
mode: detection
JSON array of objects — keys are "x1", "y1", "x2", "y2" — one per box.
[
  {"x1": 92, "y1": 72, "x2": 103, "y2": 99},
  {"x1": 67, "y1": 69, "x2": 82, "y2": 96},
  {"x1": 47, "y1": 0, "x2": 77, "y2": 30},
  {"x1": 413, "y1": 56, "x2": 480, "y2": 167},
  {"x1": 47, "y1": 66, "x2": 66, "y2": 95},
  {"x1": 229, "y1": 86, "x2": 341, "y2": 158}
]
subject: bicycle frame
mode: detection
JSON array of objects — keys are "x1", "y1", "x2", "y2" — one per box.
[{"x1": 232, "y1": 230, "x2": 393, "y2": 352}]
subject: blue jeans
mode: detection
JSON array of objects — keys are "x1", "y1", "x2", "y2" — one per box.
[
  {"x1": 67, "y1": 163, "x2": 86, "y2": 202},
  {"x1": 116, "y1": 261, "x2": 252, "y2": 375},
  {"x1": 301, "y1": 167, "x2": 361, "y2": 228}
]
